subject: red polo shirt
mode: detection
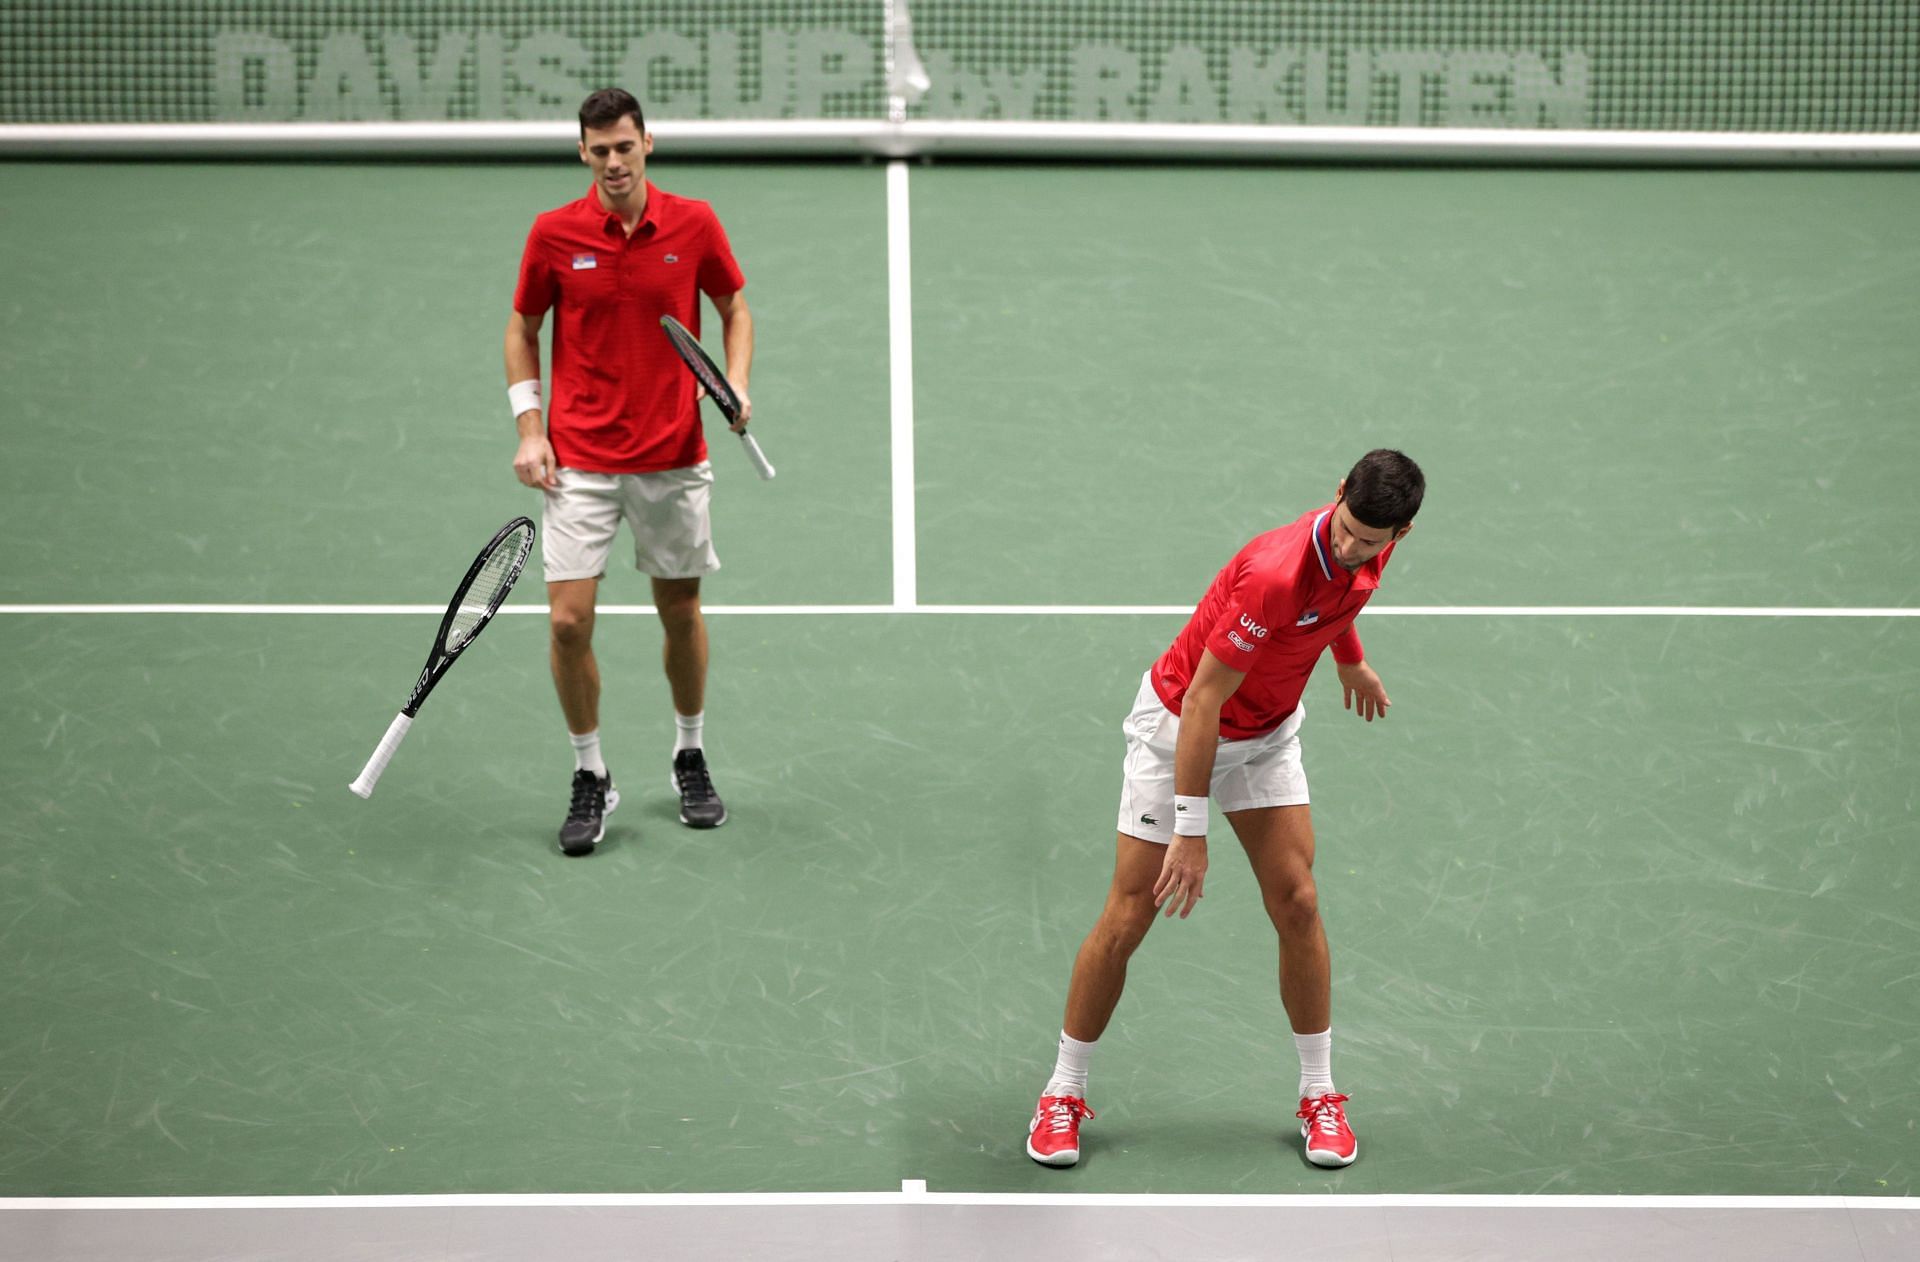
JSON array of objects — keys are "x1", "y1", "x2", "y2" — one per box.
[
  {"x1": 513, "y1": 182, "x2": 746, "y2": 474},
  {"x1": 1151, "y1": 504, "x2": 1394, "y2": 739}
]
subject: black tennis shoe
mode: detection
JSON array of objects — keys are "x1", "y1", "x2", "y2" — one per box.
[
  {"x1": 558, "y1": 769, "x2": 618, "y2": 856},
  {"x1": 671, "y1": 749, "x2": 727, "y2": 829}
]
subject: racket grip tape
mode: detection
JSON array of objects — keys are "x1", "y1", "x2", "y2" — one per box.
[
  {"x1": 740, "y1": 432, "x2": 776, "y2": 480},
  {"x1": 349, "y1": 711, "x2": 414, "y2": 799}
]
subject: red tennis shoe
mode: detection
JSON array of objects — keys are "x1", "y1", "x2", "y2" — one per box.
[
  {"x1": 1297, "y1": 1093, "x2": 1357, "y2": 1167},
  {"x1": 1026, "y1": 1095, "x2": 1095, "y2": 1167}
]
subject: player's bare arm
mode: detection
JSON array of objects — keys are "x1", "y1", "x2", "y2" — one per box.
[
  {"x1": 1336, "y1": 658, "x2": 1390, "y2": 722},
  {"x1": 504, "y1": 310, "x2": 557, "y2": 489},
  {"x1": 710, "y1": 289, "x2": 753, "y2": 429},
  {"x1": 1153, "y1": 648, "x2": 1247, "y2": 919}
]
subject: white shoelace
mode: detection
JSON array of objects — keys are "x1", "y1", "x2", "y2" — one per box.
[
  {"x1": 1300, "y1": 1094, "x2": 1349, "y2": 1135},
  {"x1": 1039, "y1": 1098, "x2": 1092, "y2": 1133}
]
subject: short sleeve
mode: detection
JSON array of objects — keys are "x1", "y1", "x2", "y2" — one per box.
[
  {"x1": 696, "y1": 207, "x2": 746, "y2": 300},
  {"x1": 1201, "y1": 571, "x2": 1280, "y2": 668},
  {"x1": 512, "y1": 223, "x2": 556, "y2": 317}
]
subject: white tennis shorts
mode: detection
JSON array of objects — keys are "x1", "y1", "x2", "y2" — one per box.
[
  {"x1": 541, "y1": 463, "x2": 721, "y2": 582},
  {"x1": 1116, "y1": 671, "x2": 1309, "y2": 845}
]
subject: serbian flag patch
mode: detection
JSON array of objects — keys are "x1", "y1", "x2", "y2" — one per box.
[{"x1": 571, "y1": 253, "x2": 597, "y2": 270}]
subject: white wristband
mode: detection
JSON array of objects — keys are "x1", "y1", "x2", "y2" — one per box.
[
  {"x1": 1172, "y1": 794, "x2": 1208, "y2": 836},
  {"x1": 507, "y1": 379, "x2": 542, "y2": 418}
]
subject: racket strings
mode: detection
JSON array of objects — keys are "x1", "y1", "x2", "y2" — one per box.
[{"x1": 447, "y1": 526, "x2": 532, "y2": 652}]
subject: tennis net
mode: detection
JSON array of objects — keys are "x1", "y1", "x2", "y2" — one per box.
[{"x1": 3, "y1": 1, "x2": 1915, "y2": 157}]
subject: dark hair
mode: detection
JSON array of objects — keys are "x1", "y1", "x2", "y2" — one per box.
[
  {"x1": 1342, "y1": 449, "x2": 1425, "y2": 531},
  {"x1": 579, "y1": 88, "x2": 645, "y2": 137}
]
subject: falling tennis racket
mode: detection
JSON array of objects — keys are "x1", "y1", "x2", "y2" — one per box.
[
  {"x1": 348, "y1": 516, "x2": 536, "y2": 799},
  {"x1": 660, "y1": 314, "x2": 775, "y2": 480}
]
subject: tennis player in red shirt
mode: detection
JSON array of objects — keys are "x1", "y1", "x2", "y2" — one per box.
[
  {"x1": 1026, "y1": 449, "x2": 1425, "y2": 1170},
  {"x1": 505, "y1": 88, "x2": 751, "y2": 856}
]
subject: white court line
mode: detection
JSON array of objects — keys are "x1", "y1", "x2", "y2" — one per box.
[
  {"x1": 887, "y1": 160, "x2": 917, "y2": 610},
  {"x1": 907, "y1": 605, "x2": 1920, "y2": 618},
  {"x1": 0, "y1": 604, "x2": 1915, "y2": 617},
  {"x1": 2, "y1": 1191, "x2": 1915, "y2": 1210}
]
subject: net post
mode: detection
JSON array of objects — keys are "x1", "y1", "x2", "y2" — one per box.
[
  {"x1": 884, "y1": 0, "x2": 903, "y2": 126},
  {"x1": 884, "y1": 0, "x2": 930, "y2": 131}
]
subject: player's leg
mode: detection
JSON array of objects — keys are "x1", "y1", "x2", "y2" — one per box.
[
  {"x1": 543, "y1": 470, "x2": 624, "y2": 855},
  {"x1": 1028, "y1": 671, "x2": 1181, "y2": 1167},
  {"x1": 651, "y1": 575, "x2": 707, "y2": 720},
  {"x1": 1061, "y1": 832, "x2": 1166, "y2": 1042},
  {"x1": 652, "y1": 574, "x2": 723, "y2": 826},
  {"x1": 1217, "y1": 702, "x2": 1354, "y2": 1166},
  {"x1": 1229, "y1": 803, "x2": 1354, "y2": 1167},
  {"x1": 1228, "y1": 804, "x2": 1329, "y2": 1038},
  {"x1": 625, "y1": 463, "x2": 725, "y2": 828},
  {"x1": 1028, "y1": 831, "x2": 1163, "y2": 1167},
  {"x1": 548, "y1": 578, "x2": 602, "y2": 735}
]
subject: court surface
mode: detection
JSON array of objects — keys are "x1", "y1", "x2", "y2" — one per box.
[{"x1": 1, "y1": 159, "x2": 1916, "y2": 1257}]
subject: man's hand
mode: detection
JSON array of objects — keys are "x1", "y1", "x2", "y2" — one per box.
[
  {"x1": 1152, "y1": 836, "x2": 1208, "y2": 919},
  {"x1": 693, "y1": 380, "x2": 752, "y2": 432},
  {"x1": 728, "y1": 380, "x2": 752, "y2": 432},
  {"x1": 514, "y1": 434, "x2": 559, "y2": 489},
  {"x1": 1336, "y1": 659, "x2": 1390, "y2": 721}
]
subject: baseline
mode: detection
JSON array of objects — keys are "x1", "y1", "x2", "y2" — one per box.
[{"x1": 0, "y1": 605, "x2": 1915, "y2": 618}]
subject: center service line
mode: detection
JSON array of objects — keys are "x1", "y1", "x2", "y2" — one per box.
[{"x1": 887, "y1": 159, "x2": 918, "y2": 611}]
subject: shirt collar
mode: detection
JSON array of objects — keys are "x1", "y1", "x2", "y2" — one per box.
[
  {"x1": 1310, "y1": 510, "x2": 1336, "y2": 580},
  {"x1": 590, "y1": 180, "x2": 658, "y2": 235},
  {"x1": 1312, "y1": 507, "x2": 1386, "y2": 592}
]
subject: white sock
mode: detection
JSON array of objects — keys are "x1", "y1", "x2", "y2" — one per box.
[
  {"x1": 674, "y1": 711, "x2": 704, "y2": 754},
  {"x1": 1044, "y1": 1030, "x2": 1097, "y2": 1099},
  {"x1": 1294, "y1": 1028, "x2": 1334, "y2": 1098},
  {"x1": 569, "y1": 729, "x2": 606, "y2": 778}
]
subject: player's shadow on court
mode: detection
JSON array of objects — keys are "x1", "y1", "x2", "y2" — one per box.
[
  {"x1": 614, "y1": 787, "x2": 701, "y2": 845},
  {"x1": 571, "y1": 790, "x2": 686, "y2": 854},
  {"x1": 1080, "y1": 1114, "x2": 1333, "y2": 1177},
  {"x1": 641, "y1": 792, "x2": 689, "y2": 831}
]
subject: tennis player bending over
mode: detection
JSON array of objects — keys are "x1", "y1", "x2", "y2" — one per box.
[
  {"x1": 1026, "y1": 450, "x2": 1425, "y2": 1170},
  {"x1": 505, "y1": 88, "x2": 752, "y2": 855}
]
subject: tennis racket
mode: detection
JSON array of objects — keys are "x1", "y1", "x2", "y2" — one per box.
[
  {"x1": 348, "y1": 516, "x2": 536, "y2": 799},
  {"x1": 659, "y1": 314, "x2": 776, "y2": 480}
]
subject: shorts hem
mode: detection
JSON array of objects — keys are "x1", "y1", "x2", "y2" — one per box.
[
  {"x1": 1119, "y1": 792, "x2": 1311, "y2": 847},
  {"x1": 635, "y1": 559, "x2": 722, "y2": 580},
  {"x1": 1219, "y1": 792, "x2": 1312, "y2": 815}
]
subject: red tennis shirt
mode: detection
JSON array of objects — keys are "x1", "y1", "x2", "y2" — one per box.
[
  {"x1": 1151, "y1": 504, "x2": 1395, "y2": 739},
  {"x1": 513, "y1": 182, "x2": 746, "y2": 474}
]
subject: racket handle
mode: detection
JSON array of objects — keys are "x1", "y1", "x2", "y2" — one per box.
[
  {"x1": 349, "y1": 712, "x2": 414, "y2": 799},
  {"x1": 739, "y1": 431, "x2": 776, "y2": 480}
]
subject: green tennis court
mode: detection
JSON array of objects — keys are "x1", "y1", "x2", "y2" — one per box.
[{"x1": 2, "y1": 155, "x2": 1917, "y2": 1259}]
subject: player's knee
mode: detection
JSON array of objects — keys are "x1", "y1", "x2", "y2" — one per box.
[
  {"x1": 1267, "y1": 880, "x2": 1319, "y2": 938},
  {"x1": 653, "y1": 588, "x2": 702, "y2": 633},
  {"x1": 549, "y1": 606, "x2": 594, "y2": 650},
  {"x1": 657, "y1": 603, "x2": 701, "y2": 638},
  {"x1": 1093, "y1": 900, "x2": 1155, "y2": 956}
]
